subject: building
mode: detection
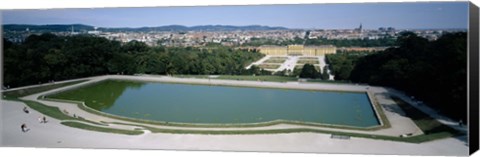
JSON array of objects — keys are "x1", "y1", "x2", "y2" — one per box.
[
  {"x1": 356, "y1": 23, "x2": 363, "y2": 33},
  {"x1": 258, "y1": 45, "x2": 336, "y2": 56},
  {"x1": 337, "y1": 46, "x2": 389, "y2": 52}
]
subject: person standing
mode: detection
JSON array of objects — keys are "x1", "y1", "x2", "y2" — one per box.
[
  {"x1": 21, "y1": 123, "x2": 28, "y2": 132},
  {"x1": 23, "y1": 107, "x2": 29, "y2": 114},
  {"x1": 42, "y1": 116, "x2": 47, "y2": 123}
]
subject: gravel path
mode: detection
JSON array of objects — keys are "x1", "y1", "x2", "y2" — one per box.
[{"x1": 1, "y1": 101, "x2": 468, "y2": 155}]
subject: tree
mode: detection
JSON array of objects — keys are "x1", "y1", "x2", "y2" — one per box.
[
  {"x1": 2, "y1": 33, "x2": 265, "y2": 87},
  {"x1": 274, "y1": 69, "x2": 288, "y2": 76},
  {"x1": 325, "y1": 52, "x2": 367, "y2": 80},
  {"x1": 299, "y1": 64, "x2": 318, "y2": 79},
  {"x1": 122, "y1": 40, "x2": 149, "y2": 54},
  {"x1": 349, "y1": 32, "x2": 467, "y2": 121},
  {"x1": 321, "y1": 66, "x2": 330, "y2": 80},
  {"x1": 247, "y1": 65, "x2": 261, "y2": 75}
]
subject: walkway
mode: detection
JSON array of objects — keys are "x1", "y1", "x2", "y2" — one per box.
[
  {"x1": 0, "y1": 75, "x2": 469, "y2": 155},
  {"x1": 246, "y1": 55, "x2": 271, "y2": 69},
  {"x1": 1, "y1": 100, "x2": 468, "y2": 155},
  {"x1": 276, "y1": 56, "x2": 298, "y2": 72}
]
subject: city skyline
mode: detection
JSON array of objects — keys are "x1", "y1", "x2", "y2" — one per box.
[{"x1": 2, "y1": 2, "x2": 469, "y2": 29}]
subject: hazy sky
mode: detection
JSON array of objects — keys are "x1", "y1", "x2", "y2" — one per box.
[{"x1": 2, "y1": 2, "x2": 469, "y2": 29}]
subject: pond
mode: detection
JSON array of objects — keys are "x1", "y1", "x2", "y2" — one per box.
[{"x1": 47, "y1": 79, "x2": 380, "y2": 127}]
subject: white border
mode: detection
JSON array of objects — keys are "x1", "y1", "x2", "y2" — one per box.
[{"x1": 1, "y1": 0, "x2": 479, "y2": 157}]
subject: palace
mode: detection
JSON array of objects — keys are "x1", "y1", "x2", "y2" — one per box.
[{"x1": 258, "y1": 45, "x2": 336, "y2": 56}]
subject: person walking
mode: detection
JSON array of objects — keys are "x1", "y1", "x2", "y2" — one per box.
[
  {"x1": 42, "y1": 116, "x2": 47, "y2": 123},
  {"x1": 21, "y1": 123, "x2": 29, "y2": 132},
  {"x1": 23, "y1": 107, "x2": 29, "y2": 114}
]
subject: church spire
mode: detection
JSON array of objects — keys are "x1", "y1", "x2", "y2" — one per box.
[{"x1": 358, "y1": 23, "x2": 363, "y2": 33}]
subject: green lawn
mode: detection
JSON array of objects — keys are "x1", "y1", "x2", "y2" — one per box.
[
  {"x1": 269, "y1": 57, "x2": 288, "y2": 60},
  {"x1": 2, "y1": 80, "x2": 88, "y2": 99},
  {"x1": 296, "y1": 60, "x2": 320, "y2": 64},
  {"x1": 294, "y1": 65, "x2": 321, "y2": 71},
  {"x1": 173, "y1": 75, "x2": 361, "y2": 84},
  {"x1": 299, "y1": 57, "x2": 318, "y2": 59},
  {"x1": 217, "y1": 75, "x2": 298, "y2": 82},
  {"x1": 391, "y1": 97, "x2": 462, "y2": 141},
  {"x1": 258, "y1": 64, "x2": 281, "y2": 69},
  {"x1": 2, "y1": 80, "x2": 106, "y2": 126},
  {"x1": 305, "y1": 79, "x2": 352, "y2": 84},
  {"x1": 15, "y1": 98, "x2": 106, "y2": 126},
  {"x1": 1, "y1": 79, "x2": 130, "y2": 135},
  {"x1": 171, "y1": 75, "x2": 298, "y2": 82},
  {"x1": 61, "y1": 121, "x2": 143, "y2": 135},
  {"x1": 107, "y1": 122, "x2": 449, "y2": 143},
  {"x1": 22, "y1": 100, "x2": 75, "y2": 120},
  {"x1": 263, "y1": 59, "x2": 287, "y2": 63},
  {"x1": 173, "y1": 75, "x2": 210, "y2": 79},
  {"x1": 215, "y1": 75, "x2": 356, "y2": 85}
]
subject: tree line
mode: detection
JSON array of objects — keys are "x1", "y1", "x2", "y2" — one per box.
[
  {"x1": 3, "y1": 32, "x2": 468, "y2": 121},
  {"x1": 327, "y1": 32, "x2": 467, "y2": 121},
  {"x1": 3, "y1": 33, "x2": 264, "y2": 88},
  {"x1": 305, "y1": 37, "x2": 397, "y2": 47},
  {"x1": 243, "y1": 36, "x2": 397, "y2": 47},
  {"x1": 325, "y1": 51, "x2": 373, "y2": 80}
]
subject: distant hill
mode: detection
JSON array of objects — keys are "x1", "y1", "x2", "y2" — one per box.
[
  {"x1": 3, "y1": 24, "x2": 94, "y2": 32},
  {"x1": 3, "y1": 24, "x2": 288, "y2": 32}
]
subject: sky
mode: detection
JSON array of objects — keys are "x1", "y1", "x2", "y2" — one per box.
[{"x1": 1, "y1": 2, "x2": 469, "y2": 29}]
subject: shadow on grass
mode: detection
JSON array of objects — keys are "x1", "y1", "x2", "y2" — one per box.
[{"x1": 390, "y1": 96, "x2": 464, "y2": 142}]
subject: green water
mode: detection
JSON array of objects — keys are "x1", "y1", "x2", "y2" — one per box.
[{"x1": 48, "y1": 80, "x2": 380, "y2": 127}]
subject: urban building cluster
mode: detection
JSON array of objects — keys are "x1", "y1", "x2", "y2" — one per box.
[
  {"x1": 3, "y1": 24, "x2": 463, "y2": 47},
  {"x1": 307, "y1": 24, "x2": 396, "y2": 40}
]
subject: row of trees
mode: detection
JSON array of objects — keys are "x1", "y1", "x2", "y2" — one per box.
[
  {"x1": 305, "y1": 37, "x2": 397, "y2": 47},
  {"x1": 297, "y1": 64, "x2": 329, "y2": 80},
  {"x1": 3, "y1": 33, "x2": 264, "y2": 88},
  {"x1": 243, "y1": 37, "x2": 397, "y2": 47},
  {"x1": 325, "y1": 51, "x2": 373, "y2": 80},
  {"x1": 350, "y1": 32, "x2": 467, "y2": 121},
  {"x1": 271, "y1": 64, "x2": 329, "y2": 80},
  {"x1": 243, "y1": 37, "x2": 305, "y2": 46},
  {"x1": 326, "y1": 32, "x2": 467, "y2": 121}
]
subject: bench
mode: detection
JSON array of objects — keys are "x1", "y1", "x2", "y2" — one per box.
[{"x1": 331, "y1": 134, "x2": 351, "y2": 140}]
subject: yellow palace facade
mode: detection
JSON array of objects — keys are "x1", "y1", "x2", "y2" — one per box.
[{"x1": 258, "y1": 45, "x2": 336, "y2": 56}]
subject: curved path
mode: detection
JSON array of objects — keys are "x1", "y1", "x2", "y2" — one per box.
[{"x1": 1, "y1": 75, "x2": 468, "y2": 155}]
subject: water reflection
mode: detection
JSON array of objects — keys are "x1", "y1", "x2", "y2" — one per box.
[{"x1": 50, "y1": 80, "x2": 144, "y2": 110}]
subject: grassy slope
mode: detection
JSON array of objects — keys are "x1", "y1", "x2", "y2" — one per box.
[
  {"x1": 61, "y1": 121, "x2": 143, "y2": 135},
  {"x1": 173, "y1": 75, "x2": 298, "y2": 82},
  {"x1": 263, "y1": 59, "x2": 286, "y2": 63},
  {"x1": 176, "y1": 74, "x2": 353, "y2": 84},
  {"x1": 217, "y1": 75, "x2": 297, "y2": 82},
  {"x1": 391, "y1": 97, "x2": 462, "y2": 142},
  {"x1": 296, "y1": 60, "x2": 320, "y2": 64},
  {"x1": 109, "y1": 122, "x2": 447, "y2": 143},
  {"x1": 22, "y1": 100, "x2": 75, "y2": 120},
  {"x1": 2, "y1": 80, "x2": 136, "y2": 134},
  {"x1": 2, "y1": 80, "x2": 88, "y2": 98}
]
